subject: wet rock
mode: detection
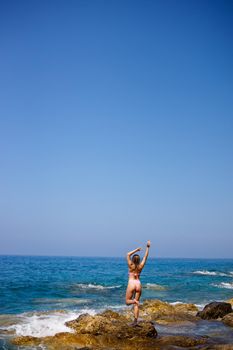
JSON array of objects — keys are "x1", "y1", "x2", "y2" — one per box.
[
  {"x1": 154, "y1": 314, "x2": 198, "y2": 326},
  {"x1": 12, "y1": 335, "x2": 41, "y2": 346},
  {"x1": 197, "y1": 302, "x2": 232, "y2": 320},
  {"x1": 222, "y1": 312, "x2": 233, "y2": 327},
  {"x1": 156, "y1": 335, "x2": 207, "y2": 347},
  {"x1": 202, "y1": 345, "x2": 233, "y2": 350}
]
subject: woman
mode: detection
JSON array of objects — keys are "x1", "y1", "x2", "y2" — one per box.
[{"x1": 125, "y1": 240, "x2": 151, "y2": 325}]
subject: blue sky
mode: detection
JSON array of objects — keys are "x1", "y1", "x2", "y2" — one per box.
[{"x1": 0, "y1": 0, "x2": 232, "y2": 258}]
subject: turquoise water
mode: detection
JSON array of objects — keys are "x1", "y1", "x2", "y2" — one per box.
[
  {"x1": 1, "y1": 256, "x2": 233, "y2": 314},
  {"x1": 0, "y1": 256, "x2": 233, "y2": 347}
]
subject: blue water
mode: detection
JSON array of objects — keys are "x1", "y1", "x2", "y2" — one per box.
[
  {"x1": 0, "y1": 255, "x2": 233, "y2": 314},
  {"x1": 0, "y1": 255, "x2": 233, "y2": 348}
]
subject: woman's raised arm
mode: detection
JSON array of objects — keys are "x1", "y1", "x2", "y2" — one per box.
[
  {"x1": 126, "y1": 247, "x2": 141, "y2": 266},
  {"x1": 127, "y1": 247, "x2": 141, "y2": 257},
  {"x1": 139, "y1": 241, "x2": 151, "y2": 269}
]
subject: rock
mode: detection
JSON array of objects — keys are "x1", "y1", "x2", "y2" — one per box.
[
  {"x1": 154, "y1": 313, "x2": 198, "y2": 326},
  {"x1": 140, "y1": 299, "x2": 198, "y2": 315},
  {"x1": 65, "y1": 313, "x2": 157, "y2": 339},
  {"x1": 227, "y1": 298, "x2": 233, "y2": 307},
  {"x1": 222, "y1": 312, "x2": 233, "y2": 327},
  {"x1": 12, "y1": 335, "x2": 42, "y2": 346},
  {"x1": 12, "y1": 333, "x2": 97, "y2": 350},
  {"x1": 99, "y1": 309, "x2": 130, "y2": 321},
  {"x1": 197, "y1": 302, "x2": 232, "y2": 320},
  {"x1": 139, "y1": 299, "x2": 199, "y2": 325},
  {"x1": 202, "y1": 345, "x2": 233, "y2": 350},
  {"x1": 140, "y1": 299, "x2": 174, "y2": 316},
  {"x1": 156, "y1": 335, "x2": 207, "y2": 347},
  {"x1": 172, "y1": 302, "x2": 198, "y2": 313}
]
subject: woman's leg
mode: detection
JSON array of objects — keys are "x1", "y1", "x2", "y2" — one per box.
[
  {"x1": 125, "y1": 283, "x2": 138, "y2": 305},
  {"x1": 133, "y1": 289, "x2": 141, "y2": 321},
  {"x1": 134, "y1": 282, "x2": 142, "y2": 324}
]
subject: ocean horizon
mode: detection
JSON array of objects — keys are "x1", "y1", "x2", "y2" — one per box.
[{"x1": 1, "y1": 254, "x2": 233, "y2": 259}]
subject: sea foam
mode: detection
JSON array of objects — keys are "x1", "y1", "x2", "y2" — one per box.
[{"x1": 5, "y1": 309, "x2": 96, "y2": 337}]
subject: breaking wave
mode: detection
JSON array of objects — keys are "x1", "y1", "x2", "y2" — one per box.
[
  {"x1": 2, "y1": 309, "x2": 96, "y2": 337},
  {"x1": 73, "y1": 283, "x2": 122, "y2": 290},
  {"x1": 33, "y1": 298, "x2": 90, "y2": 305},
  {"x1": 212, "y1": 282, "x2": 233, "y2": 290},
  {"x1": 193, "y1": 270, "x2": 230, "y2": 277}
]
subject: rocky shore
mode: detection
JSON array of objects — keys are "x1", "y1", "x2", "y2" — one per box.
[{"x1": 11, "y1": 298, "x2": 233, "y2": 350}]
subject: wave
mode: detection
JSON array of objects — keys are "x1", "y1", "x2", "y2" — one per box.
[
  {"x1": 193, "y1": 270, "x2": 230, "y2": 277},
  {"x1": 170, "y1": 301, "x2": 205, "y2": 310},
  {"x1": 144, "y1": 283, "x2": 167, "y2": 290},
  {"x1": 212, "y1": 282, "x2": 233, "y2": 290},
  {"x1": 169, "y1": 301, "x2": 185, "y2": 305},
  {"x1": 194, "y1": 303, "x2": 206, "y2": 310},
  {"x1": 72, "y1": 283, "x2": 122, "y2": 290},
  {"x1": 3, "y1": 309, "x2": 96, "y2": 337},
  {"x1": 33, "y1": 298, "x2": 90, "y2": 305}
]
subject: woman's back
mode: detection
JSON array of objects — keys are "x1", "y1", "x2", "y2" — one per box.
[{"x1": 128, "y1": 263, "x2": 142, "y2": 279}]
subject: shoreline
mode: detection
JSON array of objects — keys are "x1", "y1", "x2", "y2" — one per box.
[{"x1": 1, "y1": 298, "x2": 233, "y2": 350}]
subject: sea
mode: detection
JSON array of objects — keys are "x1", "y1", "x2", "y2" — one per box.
[{"x1": 0, "y1": 255, "x2": 233, "y2": 349}]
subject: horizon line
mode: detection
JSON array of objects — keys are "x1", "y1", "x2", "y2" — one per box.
[{"x1": 0, "y1": 254, "x2": 232, "y2": 260}]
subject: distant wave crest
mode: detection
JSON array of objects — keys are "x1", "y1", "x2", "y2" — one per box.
[
  {"x1": 73, "y1": 283, "x2": 122, "y2": 290},
  {"x1": 212, "y1": 282, "x2": 233, "y2": 290},
  {"x1": 33, "y1": 298, "x2": 90, "y2": 305},
  {"x1": 193, "y1": 270, "x2": 230, "y2": 277}
]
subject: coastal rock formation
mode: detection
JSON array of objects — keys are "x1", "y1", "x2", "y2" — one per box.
[
  {"x1": 11, "y1": 331, "x2": 208, "y2": 350},
  {"x1": 12, "y1": 301, "x2": 226, "y2": 349},
  {"x1": 65, "y1": 312, "x2": 157, "y2": 338},
  {"x1": 197, "y1": 302, "x2": 232, "y2": 320},
  {"x1": 12, "y1": 309, "x2": 158, "y2": 349},
  {"x1": 140, "y1": 299, "x2": 198, "y2": 315},
  {"x1": 222, "y1": 312, "x2": 233, "y2": 327},
  {"x1": 12, "y1": 333, "x2": 99, "y2": 350},
  {"x1": 139, "y1": 299, "x2": 199, "y2": 324}
]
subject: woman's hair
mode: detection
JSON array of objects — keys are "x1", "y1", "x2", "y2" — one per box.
[{"x1": 132, "y1": 254, "x2": 140, "y2": 266}]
